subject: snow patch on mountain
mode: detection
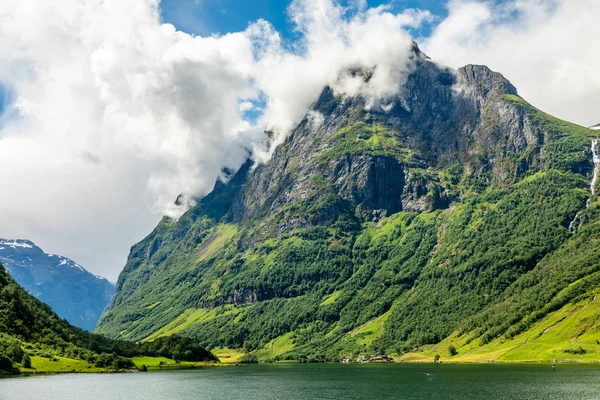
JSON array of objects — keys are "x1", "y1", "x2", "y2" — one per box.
[{"x1": 0, "y1": 239, "x2": 34, "y2": 249}]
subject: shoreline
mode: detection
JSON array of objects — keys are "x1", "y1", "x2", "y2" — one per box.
[
  {"x1": 4, "y1": 357, "x2": 229, "y2": 377},
  {"x1": 7, "y1": 356, "x2": 600, "y2": 377},
  {"x1": 7, "y1": 363, "x2": 230, "y2": 377}
]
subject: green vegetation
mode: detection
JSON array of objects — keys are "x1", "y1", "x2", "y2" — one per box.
[
  {"x1": 0, "y1": 264, "x2": 218, "y2": 374},
  {"x1": 317, "y1": 122, "x2": 414, "y2": 164}
]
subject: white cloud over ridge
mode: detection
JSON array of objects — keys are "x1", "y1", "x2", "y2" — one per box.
[
  {"x1": 0, "y1": 0, "x2": 425, "y2": 279},
  {"x1": 423, "y1": 0, "x2": 600, "y2": 127},
  {"x1": 250, "y1": 0, "x2": 431, "y2": 158}
]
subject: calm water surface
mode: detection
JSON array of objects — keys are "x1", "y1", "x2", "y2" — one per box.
[{"x1": 2, "y1": 363, "x2": 600, "y2": 400}]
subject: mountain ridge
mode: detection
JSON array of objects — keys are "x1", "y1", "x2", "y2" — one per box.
[{"x1": 96, "y1": 46, "x2": 600, "y2": 363}]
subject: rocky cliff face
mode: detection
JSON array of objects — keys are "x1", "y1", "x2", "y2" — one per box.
[
  {"x1": 230, "y1": 48, "x2": 556, "y2": 229},
  {"x1": 96, "y1": 45, "x2": 600, "y2": 362},
  {"x1": 0, "y1": 239, "x2": 114, "y2": 331}
]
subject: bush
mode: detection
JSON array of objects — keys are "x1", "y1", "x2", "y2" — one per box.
[
  {"x1": 0, "y1": 354, "x2": 15, "y2": 372},
  {"x1": 448, "y1": 345, "x2": 458, "y2": 357},
  {"x1": 111, "y1": 357, "x2": 135, "y2": 371},
  {"x1": 0, "y1": 342, "x2": 23, "y2": 364},
  {"x1": 238, "y1": 354, "x2": 258, "y2": 364},
  {"x1": 135, "y1": 335, "x2": 218, "y2": 362},
  {"x1": 94, "y1": 353, "x2": 135, "y2": 370},
  {"x1": 21, "y1": 354, "x2": 31, "y2": 368},
  {"x1": 564, "y1": 346, "x2": 587, "y2": 355}
]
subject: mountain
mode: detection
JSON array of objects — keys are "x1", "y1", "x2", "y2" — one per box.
[
  {"x1": 0, "y1": 263, "x2": 217, "y2": 374},
  {"x1": 0, "y1": 239, "x2": 114, "y2": 331},
  {"x1": 96, "y1": 44, "x2": 600, "y2": 363},
  {"x1": 591, "y1": 123, "x2": 600, "y2": 130}
]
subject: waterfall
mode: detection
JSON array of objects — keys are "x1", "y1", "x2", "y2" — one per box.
[
  {"x1": 569, "y1": 139, "x2": 599, "y2": 233},
  {"x1": 587, "y1": 139, "x2": 600, "y2": 201},
  {"x1": 568, "y1": 213, "x2": 578, "y2": 233}
]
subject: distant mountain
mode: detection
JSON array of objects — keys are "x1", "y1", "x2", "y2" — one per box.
[
  {"x1": 0, "y1": 239, "x2": 114, "y2": 331},
  {"x1": 591, "y1": 123, "x2": 600, "y2": 130}
]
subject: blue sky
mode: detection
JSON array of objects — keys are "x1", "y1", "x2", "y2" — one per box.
[{"x1": 160, "y1": 0, "x2": 447, "y2": 38}]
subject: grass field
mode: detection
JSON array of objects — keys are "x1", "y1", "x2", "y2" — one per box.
[
  {"x1": 16, "y1": 355, "x2": 224, "y2": 374},
  {"x1": 251, "y1": 332, "x2": 295, "y2": 360},
  {"x1": 143, "y1": 306, "x2": 239, "y2": 341},
  {"x1": 130, "y1": 356, "x2": 223, "y2": 370},
  {"x1": 321, "y1": 291, "x2": 342, "y2": 306},
  {"x1": 20, "y1": 356, "x2": 108, "y2": 374},
  {"x1": 212, "y1": 348, "x2": 246, "y2": 363},
  {"x1": 350, "y1": 310, "x2": 391, "y2": 346},
  {"x1": 197, "y1": 224, "x2": 238, "y2": 262}
]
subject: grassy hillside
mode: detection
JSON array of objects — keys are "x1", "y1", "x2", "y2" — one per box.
[{"x1": 0, "y1": 264, "x2": 218, "y2": 374}]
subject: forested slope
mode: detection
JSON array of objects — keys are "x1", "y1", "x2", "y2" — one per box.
[{"x1": 0, "y1": 264, "x2": 216, "y2": 374}]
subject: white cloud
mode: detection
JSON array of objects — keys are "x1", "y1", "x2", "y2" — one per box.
[
  {"x1": 0, "y1": 0, "x2": 427, "y2": 279},
  {"x1": 251, "y1": 0, "x2": 431, "y2": 157},
  {"x1": 0, "y1": 0, "x2": 262, "y2": 279},
  {"x1": 423, "y1": 0, "x2": 600, "y2": 126}
]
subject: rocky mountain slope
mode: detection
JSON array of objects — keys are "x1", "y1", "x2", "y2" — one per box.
[
  {"x1": 0, "y1": 239, "x2": 114, "y2": 331},
  {"x1": 96, "y1": 44, "x2": 600, "y2": 362}
]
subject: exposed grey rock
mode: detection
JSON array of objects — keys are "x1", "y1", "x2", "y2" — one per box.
[{"x1": 228, "y1": 45, "x2": 550, "y2": 232}]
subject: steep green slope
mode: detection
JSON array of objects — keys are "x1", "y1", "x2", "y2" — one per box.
[
  {"x1": 400, "y1": 209, "x2": 600, "y2": 363},
  {"x1": 422, "y1": 200, "x2": 600, "y2": 363},
  {"x1": 97, "y1": 48, "x2": 600, "y2": 362},
  {"x1": 0, "y1": 263, "x2": 217, "y2": 374}
]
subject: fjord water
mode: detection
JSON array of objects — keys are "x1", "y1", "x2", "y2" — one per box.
[{"x1": 2, "y1": 364, "x2": 600, "y2": 400}]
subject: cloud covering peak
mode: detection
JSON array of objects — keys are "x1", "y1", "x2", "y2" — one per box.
[{"x1": 422, "y1": 0, "x2": 600, "y2": 126}]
